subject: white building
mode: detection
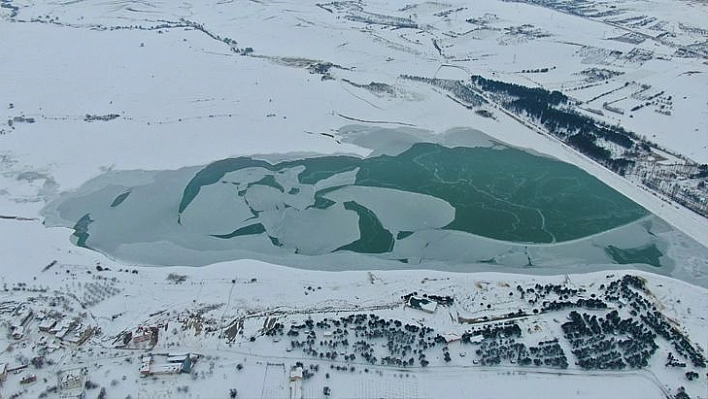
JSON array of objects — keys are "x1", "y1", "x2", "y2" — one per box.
[
  {"x1": 406, "y1": 296, "x2": 438, "y2": 313},
  {"x1": 289, "y1": 366, "x2": 303, "y2": 399}
]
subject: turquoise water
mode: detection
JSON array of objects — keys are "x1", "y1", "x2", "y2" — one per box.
[
  {"x1": 178, "y1": 142, "x2": 647, "y2": 245},
  {"x1": 45, "y1": 127, "x2": 684, "y2": 271},
  {"x1": 605, "y1": 244, "x2": 663, "y2": 268}
]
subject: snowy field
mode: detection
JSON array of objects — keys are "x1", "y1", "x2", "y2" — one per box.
[
  {"x1": 0, "y1": 234, "x2": 706, "y2": 398},
  {"x1": 0, "y1": 0, "x2": 707, "y2": 397}
]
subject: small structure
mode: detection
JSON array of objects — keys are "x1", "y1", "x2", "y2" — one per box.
[
  {"x1": 38, "y1": 318, "x2": 57, "y2": 332},
  {"x1": 168, "y1": 353, "x2": 193, "y2": 373},
  {"x1": 20, "y1": 374, "x2": 37, "y2": 385},
  {"x1": 140, "y1": 353, "x2": 193, "y2": 377},
  {"x1": 405, "y1": 296, "x2": 438, "y2": 313},
  {"x1": 130, "y1": 326, "x2": 159, "y2": 348},
  {"x1": 441, "y1": 332, "x2": 462, "y2": 343},
  {"x1": 49, "y1": 320, "x2": 68, "y2": 335},
  {"x1": 465, "y1": 334, "x2": 485, "y2": 344},
  {"x1": 139, "y1": 355, "x2": 153, "y2": 377},
  {"x1": 55, "y1": 326, "x2": 71, "y2": 340},
  {"x1": 67, "y1": 326, "x2": 94, "y2": 346},
  {"x1": 11, "y1": 325, "x2": 25, "y2": 340},
  {"x1": 289, "y1": 366, "x2": 303, "y2": 399},
  {"x1": 57, "y1": 367, "x2": 87, "y2": 399}
]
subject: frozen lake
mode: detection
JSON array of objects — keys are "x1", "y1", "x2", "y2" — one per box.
[{"x1": 42, "y1": 126, "x2": 708, "y2": 285}]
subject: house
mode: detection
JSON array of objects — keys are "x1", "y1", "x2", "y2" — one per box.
[
  {"x1": 11, "y1": 325, "x2": 25, "y2": 340},
  {"x1": 289, "y1": 366, "x2": 303, "y2": 399},
  {"x1": 132, "y1": 330, "x2": 151, "y2": 344},
  {"x1": 49, "y1": 320, "x2": 68, "y2": 335},
  {"x1": 38, "y1": 318, "x2": 57, "y2": 332},
  {"x1": 20, "y1": 374, "x2": 37, "y2": 385},
  {"x1": 441, "y1": 332, "x2": 462, "y2": 343},
  {"x1": 140, "y1": 353, "x2": 193, "y2": 377},
  {"x1": 139, "y1": 355, "x2": 152, "y2": 377},
  {"x1": 59, "y1": 371, "x2": 84, "y2": 390},
  {"x1": 55, "y1": 326, "x2": 71, "y2": 340},
  {"x1": 465, "y1": 334, "x2": 485, "y2": 344},
  {"x1": 57, "y1": 368, "x2": 87, "y2": 399},
  {"x1": 130, "y1": 326, "x2": 158, "y2": 348},
  {"x1": 168, "y1": 353, "x2": 192, "y2": 373},
  {"x1": 67, "y1": 326, "x2": 94, "y2": 345},
  {"x1": 405, "y1": 296, "x2": 438, "y2": 313}
]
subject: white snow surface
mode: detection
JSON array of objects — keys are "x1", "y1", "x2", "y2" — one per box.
[{"x1": 1, "y1": 0, "x2": 708, "y2": 397}]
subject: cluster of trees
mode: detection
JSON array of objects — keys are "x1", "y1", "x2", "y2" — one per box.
[
  {"x1": 526, "y1": 282, "x2": 580, "y2": 300},
  {"x1": 474, "y1": 339, "x2": 528, "y2": 366},
  {"x1": 11, "y1": 116, "x2": 36, "y2": 124},
  {"x1": 463, "y1": 322, "x2": 522, "y2": 341},
  {"x1": 1, "y1": 2, "x2": 19, "y2": 18},
  {"x1": 641, "y1": 312, "x2": 706, "y2": 368},
  {"x1": 470, "y1": 75, "x2": 642, "y2": 175},
  {"x1": 400, "y1": 75, "x2": 485, "y2": 107},
  {"x1": 471, "y1": 75, "x2": 567, "y2": 105},
  {"x1": 345, "y1": 13, "x2": 418, "y2": 29},
  {"x1": 84, "y1": 114, "x2": 120, "y2": 122},
  {"x1": 520, "y1": 67, "x2": 551, "y2": 73},
  {"x1": 667, "y1": 352, "x2": 687, "y2": 368},
  {"x1": 605, "y1": 275, "x2": 706, "y2": 369},
  {"x1": 342, "y1": 79, "x2": 396, "y2": 95},
  {"x1": 524, "y1": 339, "x2": 568, "y2": 368},
  {"x1": 279, "y1": 313, "x2": 441, "y2": 368},
  {"x1": 464, "y1": 331, "x2": 569, "y2": 369},
  {"x1": 541, "y1": 297, "x2": 608, "y2": 312},
  {"x1": 685, "y1": 371, "x2": 700, "y2": 381},
  {"x1": 562, "y1": 310, "x2": 658, "y2": 370},
  {"x1": 433, "y1": 7, "x2": 465, "y2": 18}
]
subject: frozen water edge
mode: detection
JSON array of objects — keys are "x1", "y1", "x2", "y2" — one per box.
[{"x1": 40, "y1": 127, "x2": 708, "y2": 287}]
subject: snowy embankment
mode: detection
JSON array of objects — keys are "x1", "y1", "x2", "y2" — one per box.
[{"x1": 0, "y1": 223, "x2": 706, "y2": 398}]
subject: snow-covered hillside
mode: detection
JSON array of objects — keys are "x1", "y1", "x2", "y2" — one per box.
[{"x1": 0, "y1": 0, "x2": 707, "y2": 398}]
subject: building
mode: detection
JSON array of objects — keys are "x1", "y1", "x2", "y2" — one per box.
[
  {"x1": 441, "y1": 332, "x2": 462, "y2": 343},
  {"x1": 140, "y1": 353, "x2": 193, "y2": 377},
  {"x1": 67, "y1": 326, "x2": 94, "y2": 346},
  {"x1": 38, "y1": 318, "x2": 57, "y2": 332},
  {"x1": 405, "y1": 296, "x2": 438, "y2": 313},
  {"x1": 139, "y1": 355, "x2": 152, "y2": 377},
  {"x1": 465, "y1": 334, "x2": 485, "y2": 344},
  {"x1": 57, "y1": 367, "x2": 87, "y2": 399},
  {"x1": 20, "y1": 374, "x2": 37, "y2": 385},
  {"x1": 130, "y1": 326, "x2": 159, "y2": 348},
  {"x1": 289, "y1": 366, "x2": 303, "y2": 399},
  {"x1": 49, "y1": 320, "x2": 68, "y2": 335},
  {"x1": 167, "y1": 353, "x2": 193, "y2": 373},
  {"x1": 149, "y1": 363, "x2": 182, "y2": 375},
  {"x1": 11, "y1": 325, "x2": 25, "y2": 340}
]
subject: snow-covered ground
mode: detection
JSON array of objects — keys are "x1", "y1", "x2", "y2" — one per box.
[
  {"x1": 0, "y1": 232, "x2": 706, "y2": 398},
  {"x1": 0, "y1": 0, "x2": 707, "y2": 397}
]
